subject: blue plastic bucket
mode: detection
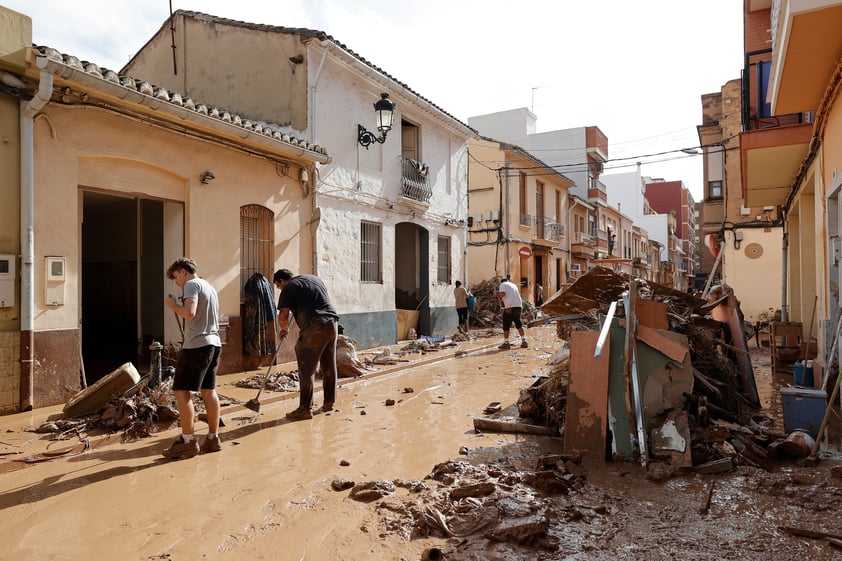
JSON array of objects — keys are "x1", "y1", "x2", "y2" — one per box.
[{"x1": 792, "y1": 361, "x2": 805, "y2": 385}]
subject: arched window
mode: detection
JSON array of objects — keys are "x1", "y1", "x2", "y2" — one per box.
[{"x1": 240, "y1": 204, "x2": 274, "y2": 300}]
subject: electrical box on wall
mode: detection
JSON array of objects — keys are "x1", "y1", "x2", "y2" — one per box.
[
  {"x1": 45, "y1": 256, "x2": 66, "y2": 306},
  {"x1": 0, "y1": 254, "x2": 15, "y2": 307}
]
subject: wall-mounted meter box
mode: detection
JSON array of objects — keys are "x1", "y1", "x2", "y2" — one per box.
[
  {"x1": 0, "y1": 254, "x2": 14, "y2": 308},
  {"x1": 45, "y1": 256, "x2": 66, "y2": 306}
]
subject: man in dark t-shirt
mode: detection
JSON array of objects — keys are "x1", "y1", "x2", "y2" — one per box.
[{"x1": 273, "y1": 268, "x2": 339, "y2": 420}]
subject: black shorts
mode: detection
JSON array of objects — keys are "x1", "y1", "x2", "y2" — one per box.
[
  {"x1": 502, "y1": 307, "x2": 523, "y2": 331},
  {"x1": 457, "y1": 307, "x2": 468, "y2": 323},
  {"x1": 173, "y1": 345, "x2": 221, "y2": 391}
]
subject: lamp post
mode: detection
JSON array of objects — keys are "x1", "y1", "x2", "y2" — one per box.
[{"x1": 358, "y1": 93, "x2": 396, "y2": 148}]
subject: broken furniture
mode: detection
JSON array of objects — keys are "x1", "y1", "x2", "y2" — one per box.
[
  {"x1": 770, "y1": 321, "x2": 803, "y2": 373},
  {"x1": 63, "y1": 362, "x2": 141, "y2": 418}
]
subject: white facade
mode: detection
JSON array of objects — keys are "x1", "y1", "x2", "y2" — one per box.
[
  {"x1": 121, "y1": 12, "x2": 474, "y2": 348},
  {"x1": 468, "y1": 108, "x2": 595, "y2": 198},
  {"x1": 602, "y1": 169, "x2": 670, "y2": 253},
  {"x1": 304, "y1": 40, "x2": 473, "y2": 346}
]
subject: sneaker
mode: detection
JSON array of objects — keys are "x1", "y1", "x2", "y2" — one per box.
[
  {"x1": 498, "y1": 341, "x2": 512, "y2": 350},
  {"x1": 520, "y1": 340, "x2": 528, "y2": 348},
  {"x1": 161, "y1": 437, "x2": 200, "y2": 459},
  {"x1": 285, "y1": 407, "x2": 313, "y2": 421},
  {"x1": 201, "y1": 434, "x2": 222, "y2": 454},
  {"x1": 322, "y1": 402, "x2": 334, "y2": 412}
]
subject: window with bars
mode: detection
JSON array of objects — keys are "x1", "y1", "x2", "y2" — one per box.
[
  {"x1": 361, "y1": 221, "x2": 383, "y2": 283},
  {"x1": 240, "y1": 205, "x2": 274, "y2": 301},
  {"x1": 437, "y1": 235, "x2": 451, "y2": 284}
]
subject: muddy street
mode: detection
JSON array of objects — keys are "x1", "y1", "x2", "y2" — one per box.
[{"x1": 1, "y1": 326, "x2": 841, "y2": 561}]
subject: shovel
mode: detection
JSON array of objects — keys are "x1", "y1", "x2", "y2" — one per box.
[{"x1": 244, "y1": 334, "x2": 286, "y2": 413}]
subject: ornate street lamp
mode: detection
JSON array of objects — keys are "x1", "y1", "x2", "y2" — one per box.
[{"x1": 358, "y1": 93, "x2": 396, "y2": 149}]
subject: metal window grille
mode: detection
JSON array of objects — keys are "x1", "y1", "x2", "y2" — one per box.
[
  {"x1": 240, "y1": 205, "x2": 274, "y2": 301},
  {"x1": 437, "y1": 235, "x2": 451, "y2": 284},
  {"x1": 361, "y1": 221, "x2": 382, "y2": 283}
]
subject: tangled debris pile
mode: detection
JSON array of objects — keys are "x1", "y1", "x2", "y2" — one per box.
[
  {"x1": 29, "y1": 378, "x2": 179, "y2": 444},
  {"x1": 341, "y1": 455, "x2": 592, "y2": 553},
  {"x1": 510, "y1": 266, "x2": 804, "y2": 472},
  {"x1": 467, "y1": 279, "x2": 539, "y2": 329}
]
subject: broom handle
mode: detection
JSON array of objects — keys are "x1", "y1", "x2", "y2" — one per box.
[{"x1": 807, "y1": 367, "x2": 842, "y2": 461}]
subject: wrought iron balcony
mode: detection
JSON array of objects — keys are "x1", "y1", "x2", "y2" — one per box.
[
  {"x1": 574, "y1": 231, "x2": 595, "y2": 246},
  {"x1": 518, "y1": 214, "x2": 564, "y2": 242},
  {"x1": 400, "y1": 156, "x2": 432, "y2": 204}
]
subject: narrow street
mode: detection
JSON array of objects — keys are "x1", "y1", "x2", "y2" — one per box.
[{"x1": 1, "y1": 326, "x2": 841, "y2": 561}]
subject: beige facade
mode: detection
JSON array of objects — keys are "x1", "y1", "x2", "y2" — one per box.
[
  {"x1": 738, "y1": 0, "x2": 842, "y2": 366},
  {"x1": 0, "y1": 6, "x2": 329, "y2": 413},
  {"x1": 698, "y1": 80, "x2": 782, "y2": 320},
  {"x1": 466, "y1": 138, "x2": 573, "y2": 304}
]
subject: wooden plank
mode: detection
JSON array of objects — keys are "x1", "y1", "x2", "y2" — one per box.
[
  {"x1": 472, "y1": 417, "x2": 553, "y2": 435},
  {"x1": 635, "y1": 324, "x2": 688, "y2": 364},
  {"x1": 564, "y1": 330, "x2": 610, "y2": 455},
  {"x1": 635, "y1": 299, "x2": 669, "y2": 330}
]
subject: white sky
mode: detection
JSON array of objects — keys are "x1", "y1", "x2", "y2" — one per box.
[{"x1": 3, "y1": 0, "x2": 745, "y2": 200}]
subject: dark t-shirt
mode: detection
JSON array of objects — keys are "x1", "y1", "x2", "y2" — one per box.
[{"x1": 277, "y1": 274, "x2": 339, "y2": 329}]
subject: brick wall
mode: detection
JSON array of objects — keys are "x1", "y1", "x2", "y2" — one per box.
[{"x1": 0, "y1": 332, "x2": 19, "y2": 414}]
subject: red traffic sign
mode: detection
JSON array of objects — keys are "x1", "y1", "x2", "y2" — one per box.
[{"x1": 518, "y1": 246, "x2": 532, "y2": 258}]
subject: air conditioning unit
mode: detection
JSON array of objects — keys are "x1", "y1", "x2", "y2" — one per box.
[{"x1": 740, "y1": 206, "x2": 751, "y2": 216}]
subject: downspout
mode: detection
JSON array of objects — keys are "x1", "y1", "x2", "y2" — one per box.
[
  {"x1": 781, "y1": 230, "x2": 789, "y2": 322},
  {"x1": 309, "y1": 44, "x2": 331, "y2": 276},
  {"x1": 19, "y1": 56, "x2": 55, "y2": 411}
]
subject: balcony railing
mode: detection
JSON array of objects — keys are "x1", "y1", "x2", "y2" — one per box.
[
  {"x1": 741, "y1": 47, "x2": 811, "y2": 132},
  {"x1": 544, "y1": 219, "x2": 563, "y2": 242},
  {"x1": 519, "y1": 214, "x2": 564, "y2": 242},
  {"x1": 400, "y1": 156, "x2": 432, "y2": 204},
  {"x1": 574, "y1": 231, "x2": 595, "y2": 246}
]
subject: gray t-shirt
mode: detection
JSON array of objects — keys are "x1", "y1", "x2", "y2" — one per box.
[{"x1": 182, "y1": 277, "x2": 221, "y2": 349}]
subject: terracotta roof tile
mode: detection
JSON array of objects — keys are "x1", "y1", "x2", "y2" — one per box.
[{"x1": 33, "y1": 45, "x2": 328, "y2": 158}]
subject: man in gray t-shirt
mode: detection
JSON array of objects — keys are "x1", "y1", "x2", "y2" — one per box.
[{"x1": 161, "y1": 257, "x2": 223, "y2": 459}]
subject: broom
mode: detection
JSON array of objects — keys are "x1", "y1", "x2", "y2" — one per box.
[{"x1": 244, "y1": 333, "x2": 286, "y2": 413}]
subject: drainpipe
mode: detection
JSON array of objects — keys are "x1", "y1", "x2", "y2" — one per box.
[
  {"x1": 781, "y1": 230, "x2": 789, "y2": 322},
  {"x1": 308, "y1": 44, "x2": 332, "y2": 276},
  {"x1": 18, "y1": 56, "x2": 55, "y2": 411}
]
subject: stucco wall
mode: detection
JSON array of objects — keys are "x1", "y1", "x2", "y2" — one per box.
[
  {"x1": 122, "y1": 14, "x2": 309, "y2": 132},
  {"x1": 720, "y1": 227, "x2": 783, "y2": 322},
  {"x1": 21, "y1": 101, "x2": 311, "y2": 406}
]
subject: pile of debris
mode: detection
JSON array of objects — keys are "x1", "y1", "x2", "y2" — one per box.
[
  {"x1": 337, "y1": 455, "x2": 591, "y2": 552},
  {"x1": 31, "y1": 378, "x2": 179, "y2": 443},
  {"x1": 467, "y1": 279, "x2": 539, "y2": 329},
  {"x1": 505, "y1": 266, "x2": 803, "y2": 473}
]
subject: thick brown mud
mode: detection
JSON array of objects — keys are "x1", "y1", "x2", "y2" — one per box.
[{"x1": 0, "y1": 326, "x2": 840, "y2": 561}]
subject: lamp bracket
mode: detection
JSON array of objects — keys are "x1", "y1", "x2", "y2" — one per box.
[{"x1": 358, "y1": 124, "x2": 387, "y2": 149}]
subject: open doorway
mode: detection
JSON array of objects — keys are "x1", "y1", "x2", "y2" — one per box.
[
  {"x1": 81, "y1": 192, "x2": 175, "y2": 383},
  {"x1": 394, "y1": 222, "x2": 429, "y2": 339}
]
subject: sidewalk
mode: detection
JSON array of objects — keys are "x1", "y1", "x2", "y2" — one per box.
[{"x1": 0, "y1": 330, "x2": 503, "y2": 464}]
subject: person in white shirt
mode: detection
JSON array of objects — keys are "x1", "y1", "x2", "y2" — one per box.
[{"x1": 496, "y1": 277, "x2": 527, "y2": 349}]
